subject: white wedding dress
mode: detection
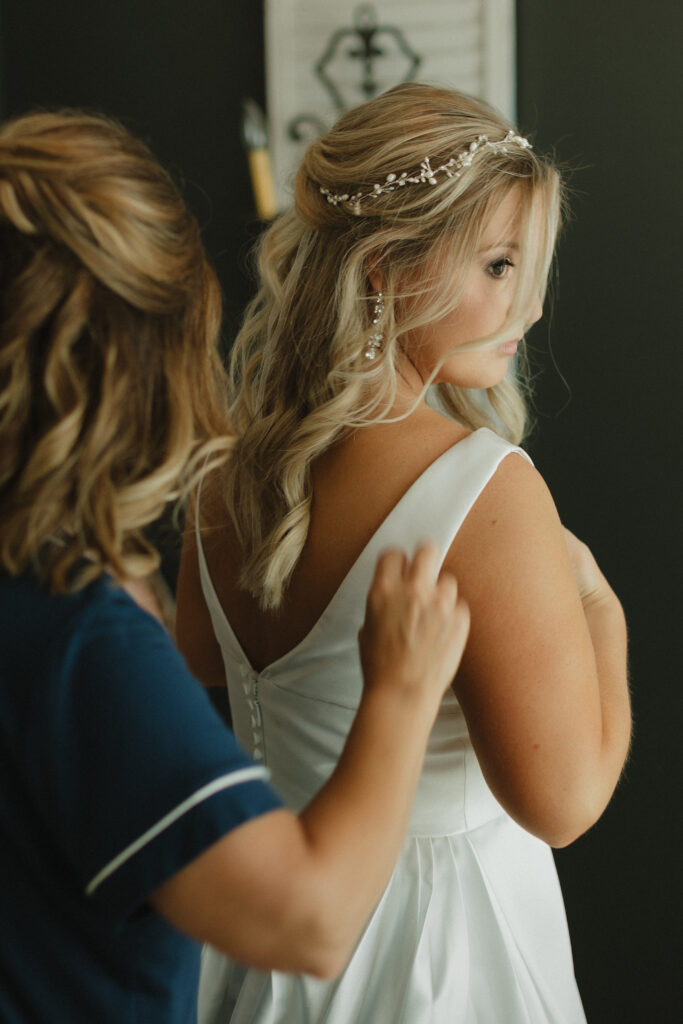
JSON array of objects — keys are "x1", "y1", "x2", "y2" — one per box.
[{"x1": 196, "y1": 428, "x2": 586, "y2": 1023}]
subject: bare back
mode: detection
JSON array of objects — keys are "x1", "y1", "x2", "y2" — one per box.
[{"x1": 200, "y1": 406, "x2": 469, "y2": 672}]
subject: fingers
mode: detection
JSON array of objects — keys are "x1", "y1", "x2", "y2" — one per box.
[
  {"x1": 562, "y1": 525, "x2": 615, "y2": 608},
  {"x1": 451, "y1": 589, "x2": 471, "y2": 644},
  {"x1": 405, "y1": 543, "x2": 441, "y2": 584},
  {"x1": 371, "y1": 548, "x2": 409, "y2": 587},
  {"x1": 368, "y1": 543, "x2": 466, "y2": 638},
  {"x1": 405, "y1": 546, "x2": 463, "y2": 618},
  {"x1": 360, "y1": 543, "x2": 470, "y2": 708},
  {"x1": 370, "y1": 544, "x2": 459, "y2": 611},
  {"x1": 435, "y1": 568, "x2": 459, "y2": 608},
  {"x1": 373, "y1": 543, "x2": 441, "y2": 584},
  {"x1": 434, "y1": 569, "x2": 469, "y2": 651}
]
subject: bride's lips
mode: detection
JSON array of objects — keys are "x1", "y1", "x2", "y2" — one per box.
[{"x1": 498, "y1": 339, "x2": 519, "y2": 356}]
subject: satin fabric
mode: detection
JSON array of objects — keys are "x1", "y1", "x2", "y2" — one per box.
[{"x1": 197, "y1": 428, "x2": 587, "y2": 1023}]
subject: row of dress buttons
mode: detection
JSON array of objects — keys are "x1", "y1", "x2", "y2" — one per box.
[{"x1": 242, "y1": 670, "x2": 264, "y2": 761}]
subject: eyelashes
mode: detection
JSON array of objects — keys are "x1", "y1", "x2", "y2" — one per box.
[{"x1": 487, "y1": 256, "x2": 515, "y2": 279}]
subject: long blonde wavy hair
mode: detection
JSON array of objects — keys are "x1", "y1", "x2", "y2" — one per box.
[
  {"x1": 0, "y1": 110, "x2": 233, "y2": 591},
  {"x1": 225, "y1": 84, "x2": 563, "y2": 609}
]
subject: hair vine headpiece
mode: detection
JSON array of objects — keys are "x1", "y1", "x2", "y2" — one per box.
[{"x1": 319, "y1": 130, "x2": 531, "y2": 215}]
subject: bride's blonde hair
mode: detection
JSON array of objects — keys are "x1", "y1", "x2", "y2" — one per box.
[
  {"x1": 226, "y1": 83, "x2": 563, "y2": 609},
  {"x1": 0, "y1": 110, "x2": 233, "y2": 591}
]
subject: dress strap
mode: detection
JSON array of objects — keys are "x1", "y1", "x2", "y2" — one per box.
[
  {"x1": 193, "y1": 471, "x2": 237, "y2": 654},
  {"x1": 380, "y1": 427, "x2": 532, "y2": 562},
  {"x1": 312, "y1": 428, "x2": 532, "y2": 636}
]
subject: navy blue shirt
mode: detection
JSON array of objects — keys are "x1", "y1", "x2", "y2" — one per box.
[{"x1": 0, "y1": 572, "x2": 283, "y2": 1023}]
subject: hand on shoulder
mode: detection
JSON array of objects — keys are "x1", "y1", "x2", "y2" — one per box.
[{"x1": 359, "y1": 544, "x2": 470, "y2": 718}]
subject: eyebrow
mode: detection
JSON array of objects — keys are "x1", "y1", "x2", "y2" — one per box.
[{"x1": 478, "y1": 241, "x2": 520, "y2": 253}]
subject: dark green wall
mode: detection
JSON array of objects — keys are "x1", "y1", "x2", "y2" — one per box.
[
  {"x1": 1, "y1": 2, "x2": 679, "y2": 1019},
  {"x1": 0, "y1": 0, "x2": 265, "y2": 333},
  {"x1": 517, "y1": 4, "x2": 681, "y2": 1020}
]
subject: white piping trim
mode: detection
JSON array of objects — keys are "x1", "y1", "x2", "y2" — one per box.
[{"x1": 85, "y1": 765, "x2": 270, "y2": 896}]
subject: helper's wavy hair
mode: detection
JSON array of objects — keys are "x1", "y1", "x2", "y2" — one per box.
[
  {"x1": 0, "y1": 109, "x2": 233, "y2": 591},
  {"x1": 225, "y1": 83, "x2": 564, "y2": 609}
]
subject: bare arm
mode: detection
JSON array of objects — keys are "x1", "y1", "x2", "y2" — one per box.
[
  {"x1": 151, "y1": 545, "x2": 470, "y2": 977},
  {"x1": 447, "y1": 454, "x2": 631, "y2": 848}
]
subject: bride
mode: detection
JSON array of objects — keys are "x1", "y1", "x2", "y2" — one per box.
[{"x1": 176, "y1": 83, "x2": 630, "y2": 1024}]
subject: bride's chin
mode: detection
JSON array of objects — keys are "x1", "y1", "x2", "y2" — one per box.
[{"x1": 434, "y1": 360, "x2": 513, "y2": 391}]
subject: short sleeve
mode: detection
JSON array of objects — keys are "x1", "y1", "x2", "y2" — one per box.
[{"x1": 38, "y1": 585, "x2": 283, "y2": 919}]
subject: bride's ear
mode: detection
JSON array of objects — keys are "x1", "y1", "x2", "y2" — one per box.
[{"x1": 366, "y1": 258, "x2": 383, "y2": 293}]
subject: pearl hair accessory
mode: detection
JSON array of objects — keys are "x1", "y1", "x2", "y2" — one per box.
[
  {"x1": 320, "y1": 131, "x2": 531, "y2": 215},
  {"x1": 363, "y1": 290, "x2": 384, "y2": 361}
]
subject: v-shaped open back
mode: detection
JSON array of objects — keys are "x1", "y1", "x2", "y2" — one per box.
[{"x1": 196, "y1": 427, "x2": 529, "y2": 676}]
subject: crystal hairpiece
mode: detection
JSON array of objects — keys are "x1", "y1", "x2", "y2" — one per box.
[{"x1": 319, "y1": 130, "x2": 531, "y2": 214}]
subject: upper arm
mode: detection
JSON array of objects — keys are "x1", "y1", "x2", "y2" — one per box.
[
  {"x1": 149, "y1": 808, "x2": 331, "y2": 976},
  {"x1": 175, "y1": 519, "x2": 226, "y2": 689},
  {"x1": 446, "y1": 453, "x2": 604, "y2": 844}
]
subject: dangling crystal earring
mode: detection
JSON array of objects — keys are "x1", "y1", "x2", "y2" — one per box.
[{"x1": 363, "y1": 290, "x2": 384, "y2": 361}]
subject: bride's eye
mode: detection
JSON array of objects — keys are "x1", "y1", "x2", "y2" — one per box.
[{"x1": 488, "y1": 257, "x2": 514, "y2": 279}]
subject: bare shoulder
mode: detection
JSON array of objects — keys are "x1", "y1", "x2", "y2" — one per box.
[
  {"x1": 468, "y1": 443, "x2": 556, "y2": 517},
  {"x1": 183, "y1": 468, "x2": 237, "y2": 565},
  {"x1": 447, "y1": 447, "x2": 564, "y2": 584},
  {"x1": 321, "y1": 403, "x2": 469, "y2": 481},
  {"x1": 310, "y1": 408, "x2": 470, "y2": 578},
  {"x1": 441, "y1": 446, "x2": 628, "y2": 846},
  {"x1": 444, "y1": 441, "x2": 591, "y2": 706}
]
